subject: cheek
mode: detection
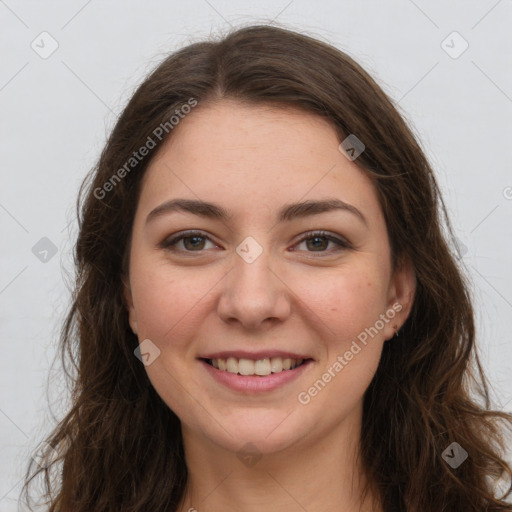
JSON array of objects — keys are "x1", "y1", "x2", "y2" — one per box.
[
  {"x1": 301, "y1": 263, "x2": 388, "y2": 386},
  {"x1": 130, "y1": 261, "x2": 215, "y2": 345},
  {"x1": 296, "y1": 271, "x2": 388, "y2": 415},
  {"x1": 296, "y1": 262, "x2": 389, "y2": 339}
]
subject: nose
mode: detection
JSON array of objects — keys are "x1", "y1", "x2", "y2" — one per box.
[{"x1": 217, "y1": 247, "x2": 292, "y2": 330}]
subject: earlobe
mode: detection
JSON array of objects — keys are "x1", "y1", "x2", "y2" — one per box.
[
  {"x1": 385, "y1": 256, "x2": 416, "y2": 340},
  {"x1": 122, "y1": 277, "x2": 138, "y2": 336}
]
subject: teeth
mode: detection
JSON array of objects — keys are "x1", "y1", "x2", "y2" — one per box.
[
  {"x1": 270, "y1": 357, "x2": 283, "y2": 373},
  {"x1": 226, "y1": 357, "x2": 238, "y2": 373},
  {"x1": 238, "y1": 358, "x2": 254, "y2": 375},
  {"x1": 254, "y1": 358, "x2": 271, "y2": 376},
  {"x1": 209, "y1": 356, "x2": 305, "y2": 376}
]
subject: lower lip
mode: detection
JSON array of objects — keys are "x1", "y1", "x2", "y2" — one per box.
[{"x1": 199, "y1": 359, "x2": 313, "y2": 393}]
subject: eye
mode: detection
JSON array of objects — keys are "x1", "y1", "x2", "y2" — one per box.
[
  {"x1": 292, "y1": 231, "x2": 351, "y2": 254},
  {"x1": 160, "y1": 231, "x2": 218, "y2": 252},
  {"x1": 160, "y1": 230, "x2": 351, "y2": 255}
]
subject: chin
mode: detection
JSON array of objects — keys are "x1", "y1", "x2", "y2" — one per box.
[{"x1": 201, "y1": 408, "x2": 310, "y2": 455}]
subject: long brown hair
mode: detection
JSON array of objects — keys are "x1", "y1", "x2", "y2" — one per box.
[{"x1": 21, "y1": 24, "x2": 512, "y2": 511}]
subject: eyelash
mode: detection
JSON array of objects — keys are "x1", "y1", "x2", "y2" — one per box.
[{"x1": 160, "y1": 230, "x2": 351, "y2": 255}]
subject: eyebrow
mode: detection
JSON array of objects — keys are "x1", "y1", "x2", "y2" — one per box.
[{"x1": 145, "y1": 198, "x2": 368, "y2": 226}]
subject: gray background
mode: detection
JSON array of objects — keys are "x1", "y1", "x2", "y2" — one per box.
[{"x1": 1, "y1": 0, "x2": 511, "y2": 509}]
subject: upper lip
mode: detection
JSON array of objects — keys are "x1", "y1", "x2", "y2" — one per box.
[{"x1": 199, "y1": 350, "x2": 313, "y2": 360}]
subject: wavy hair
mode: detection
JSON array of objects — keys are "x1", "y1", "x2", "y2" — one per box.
[{"x1": 22, "y1": 24, "x2": 512, "y2": 511}]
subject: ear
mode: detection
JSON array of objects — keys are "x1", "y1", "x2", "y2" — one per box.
[
  {"x1": 122, "y1": 275, "x2": 138, "y2": 336},
  {"x1": 383, "y1": 256, "x2": 416, "y2": 341}
]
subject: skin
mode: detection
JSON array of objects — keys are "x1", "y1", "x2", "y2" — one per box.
[{"x1": 124, "y1": 99, "x2": 415, "y2": 512}]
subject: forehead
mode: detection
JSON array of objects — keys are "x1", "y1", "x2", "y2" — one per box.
[
  {"x1": 153, "y1": 100, "x2": 341, "y2": 171},
  {"x1": 138, "y1": 100, "x2": 383, "y2": 226}
]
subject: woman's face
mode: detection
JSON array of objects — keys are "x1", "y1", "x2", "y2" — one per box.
[{"x1": 124, "y1": 100, "x2": 414, "y2": 456}]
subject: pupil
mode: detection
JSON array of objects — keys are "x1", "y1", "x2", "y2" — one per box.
[
  {"x1": 183, "y1": 235, "x2": 328, "y2": 251},
  {"x1": 308, "y1": 236, "x2": 327, "y2": 251},
  {"x1": 185, "y1": 236, "x2": 204, "y2": 250}
]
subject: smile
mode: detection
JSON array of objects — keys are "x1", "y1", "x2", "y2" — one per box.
[
  {"x1": 205, "y1": 356, "x2": 307, "y2": 376},
  {"x1": 199, "y1": 356, "x2": 314, "y2": 393}
]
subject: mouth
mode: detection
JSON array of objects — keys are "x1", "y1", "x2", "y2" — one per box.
[{"x1": 200, "y1": 356, "x2": 313, "y2": 377}]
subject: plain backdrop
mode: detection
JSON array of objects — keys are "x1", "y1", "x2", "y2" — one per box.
[{"x1": 1, "y1": 1, "x2": 511, "y2": 509}]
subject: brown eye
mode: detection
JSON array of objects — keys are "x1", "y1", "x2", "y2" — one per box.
[
  {"x1": 160, "y1": 231, "x2": 217, "y2": 252},
  {"x1": 305, "y1": 236, "x2": 329, "y2": 251},
  {"x1": 182, "y1": 235, "x2": 206, "y2": 250},
  {"x1": 293, "y1": 231, "x2": 350, "y2": 254}
]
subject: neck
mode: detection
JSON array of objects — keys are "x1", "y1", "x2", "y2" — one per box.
[{"x1": 175, "y1": 404, "x2": 382, "y2": 512}]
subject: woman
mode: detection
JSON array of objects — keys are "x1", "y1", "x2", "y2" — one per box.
[{"x1": 22, "y1": 24, "x2": 512, "y2": 511}]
